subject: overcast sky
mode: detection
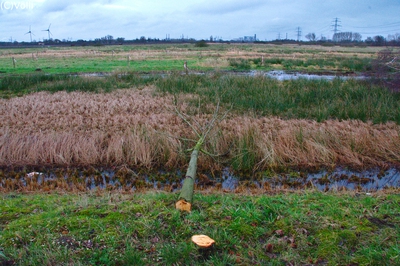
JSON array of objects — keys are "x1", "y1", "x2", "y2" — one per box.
[{"x1": 1, "y1": 0, "x2": 400, "y2": 42}]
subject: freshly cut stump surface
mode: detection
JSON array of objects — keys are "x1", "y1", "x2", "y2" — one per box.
[{"x1": 191, "y1": 235, "x2": 215, "y2": 248}]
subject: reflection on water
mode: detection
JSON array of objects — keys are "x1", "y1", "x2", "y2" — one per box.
[
  {"x1": 76, "y1": 70, "x2": 364, "y2": 81},
  {"x1": 306, "y1": 167, "x2": 399, "y2": 191},
  {"x1": 1, "y1": 167, "x2": 398, "y2": 192},
  {"x1": 248, "y1": 70, "x2": 364, "y2": 81},
  {"x1": 216, "y1": 167, "x2": 399, "y2": 192}
]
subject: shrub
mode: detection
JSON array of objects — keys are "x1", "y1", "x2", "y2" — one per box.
[
  {"x1": 369, "y1": 49, "x2": 400, "y2": 91},
  {"x1": 194, "y1": 40, "x2": 209, "y2": 48},
  {"x1": 228, "y1": 58, "x2": 251, "y2": 70}
]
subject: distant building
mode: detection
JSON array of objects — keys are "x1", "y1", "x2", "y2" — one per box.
[{"x1": 234, "y1": 34, "x2": 257, "y2": 42}]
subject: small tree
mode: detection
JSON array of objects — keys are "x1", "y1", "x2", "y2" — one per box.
[
  {"x1": 139, "y1": 36, "x2": 146, "y2": 43},
  {"x1": 370, "y1": 49, "x2": 400, "y2": 91},
  {"x1": 373, "y1": 35, "x2": 386, "y2": 46},
  {"x1": 106, "y1": 35, "x2": 114, "y2": 44},
  {"x1": 353, "y1": 32, "x2": 362, "y2": 42},
  {"x1": 305, "y1": 33, "x2": 316, "y2": 42},
  {"x1": 116, "y1": 37, "x2": 125, "y2": 44}
]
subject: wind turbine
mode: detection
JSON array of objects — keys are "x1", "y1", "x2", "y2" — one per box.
[
  {"x1": 25, "y1": 25, "x2": 35, "y2": 42},
  {"x1": 42, "y1": 24, "x2": 52, "y2": 40}
]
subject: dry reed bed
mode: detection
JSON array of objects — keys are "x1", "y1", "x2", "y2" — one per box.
[{"x1": 0, "y1": 87, "x2": 399, "y2": 170}]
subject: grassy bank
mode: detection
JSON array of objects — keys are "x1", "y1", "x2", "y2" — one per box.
[{"x1": 0, "y1": 191, "x2": 399, "y2": 265}]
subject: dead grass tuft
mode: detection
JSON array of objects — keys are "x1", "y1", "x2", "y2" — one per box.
[{"x1": 1, "y1": 88, "x2": 399, "y2": 171}]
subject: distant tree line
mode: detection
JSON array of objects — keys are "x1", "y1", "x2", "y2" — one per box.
[
  {"x1": 302, "y1": 31, "x2": 400, "y2": 46},
  {"x1": 1, "y1": 32, "x2": 400, "y2": 47},
  {"x1": 332, "y1": 32, "x2": 363, "y2": 42}
]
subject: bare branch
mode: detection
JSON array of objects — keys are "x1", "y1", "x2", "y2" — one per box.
[
  {"x1": 173, "y1": 105, "x2": 201, "y2": 138},
  {"x1": 154, "y1": 130, "x2": 197, "y2": 143},
  {"x1": 203, "y1": 102, "x2": 232, "y2": 141},
  {"x1": 175, "y1": 99, "x2": 231, "y2": 212}
]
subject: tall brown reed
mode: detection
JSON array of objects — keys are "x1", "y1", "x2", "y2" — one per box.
[{"x1": 0, "y1": 88, "x2": 399, "y2": 171}]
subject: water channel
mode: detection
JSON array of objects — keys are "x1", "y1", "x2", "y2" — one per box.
[{"x1": 1, "y1": 167, "x2": 398, "y2": 192}]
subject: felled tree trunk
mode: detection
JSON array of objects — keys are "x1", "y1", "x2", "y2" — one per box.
[
  {"x1": 174, "y1": 100, "x2": 228, "y2": 212},
  {"x1": 176, "y1": 137, "x2": 203, "y2": 212}
]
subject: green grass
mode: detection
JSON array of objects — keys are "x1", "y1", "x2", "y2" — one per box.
[
  {"x1": 0, "y1": 43, "x2": 379, "y2": 75},
  {"x1": 0, "y1": 57, "x2": 200, "y2": 75},
  {"x1": 230, "y1": 56, "x2": 372, "y2": 72},
  {"x1": 155, "y1": 74, "x2": 400, "y2": 124},
  {"x1": 0, "y1": 72, "x2": 160, "y2": 98},
  {"x1": 0, "y1": 191, "x2": 399, "y2": 265},
  {"x1": 0, "y1": 44, "x2": 220, "y2": 75},
  {"x1": 0, "y1": 74, "x2": 119, "y2": 98}
]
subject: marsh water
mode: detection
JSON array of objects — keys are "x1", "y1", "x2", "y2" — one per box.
[
  {"x1": 248, "y1": 70, "x2": 365, "y2": 81},
  {"x1": 215, "y1": 167, "x2": 399, "y2": 191},
  {"x1": 1, "y1": 167, "x2": 399, "y2": 192},
  {"x1": 80, "y1": 70, "x2": 365, "y2": 81}
]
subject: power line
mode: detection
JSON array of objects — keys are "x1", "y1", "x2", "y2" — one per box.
[
  {"x1": 357, "y1": 29, "x2": 400, "y2": 35},
  {"x1": 352, "y1": 21, "x2": 400, "y2": 29},
  {"x1": 313, "y1": 25, "x2": 332, "y2": 32},
  {"x1": 331, "y1": 17, "x2": 341, "y2": 35},
  {"x1": 296, "y1": 27, "x2": 301, "y2": 41}
]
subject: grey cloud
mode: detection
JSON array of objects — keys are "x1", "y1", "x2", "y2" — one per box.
[
  {"x1": 189, "y1": 0, "x2": 267, "y2": 15},
  {"x1": 1, "y1": 0, "x2": 399, "y2": 42},
  {"x1": 39, "y1": 0, "x2": 116, "y2": 13}
]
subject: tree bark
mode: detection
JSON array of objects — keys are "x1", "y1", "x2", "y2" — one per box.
[
  {"x1": 176, "y1": 138, "x2": 203, "y2": 212},
  {"x1": 174, "y1": 100, "x2": 228, "y2": 212}
]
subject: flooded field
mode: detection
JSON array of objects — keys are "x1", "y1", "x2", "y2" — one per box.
[
  {"x1": 252, "y1": 70, "x2": 365, "y2": 80},
  {"x1": 1, "y1": 167, "x2": 398, "y2": 193},
  {"x1": 79, "y1": 70, "x2": 364, "y2": 81}
]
